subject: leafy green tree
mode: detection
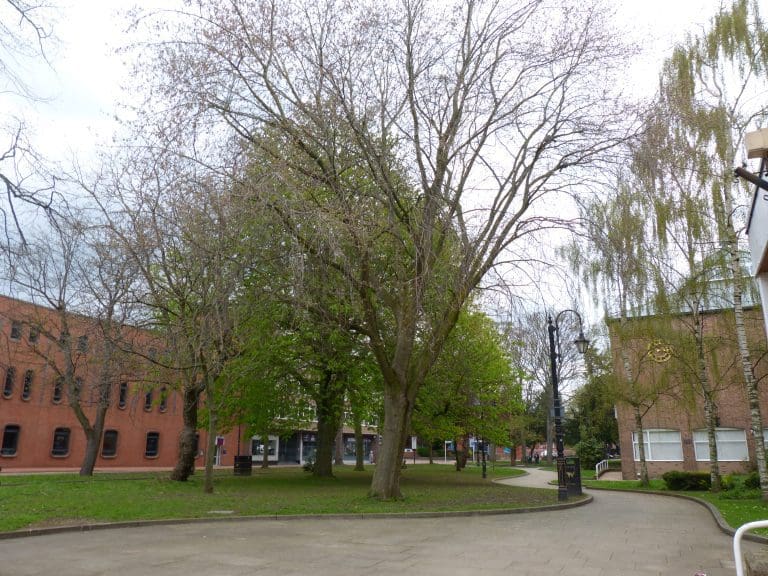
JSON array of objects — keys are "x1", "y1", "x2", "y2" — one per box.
[
  {"x1": 565, "y1": 181, "x2": 659, "y2": 485},
  {"x1": 639, "y1": 0, "x2": 768, "y2": 496},
  {"x1": 413, "y1": 307, "x2": 523, "y2": 470},
  {"x1": 565, "y1": 345, "x2": 618, "y2": 450},
  {"x1": 134, "y1": 0, "x2": 630, "y2": 499}
]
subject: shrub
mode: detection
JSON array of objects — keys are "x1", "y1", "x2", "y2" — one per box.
[
  {"x1": 744, "y1": 471, "x2": 761, "y2": 489},
  {"x1": 662, "y1": 470, "x2": 711, "y2": 491},
  {"x1": 575, "y1": 437, "x2": 605, "y2": 469}
]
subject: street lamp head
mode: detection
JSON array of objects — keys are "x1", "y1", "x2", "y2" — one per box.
[{"x1": 574, "y1": 330, "x2": 589, "y2": 354}]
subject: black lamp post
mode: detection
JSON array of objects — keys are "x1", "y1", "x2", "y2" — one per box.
[{"x1": 547, "y1": 310, "x2": 589, "y2": 501}]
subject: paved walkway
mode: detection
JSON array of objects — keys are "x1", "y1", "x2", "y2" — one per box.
[{"x1": 0, "y1": 468, "x2": 759, "y2": 576}]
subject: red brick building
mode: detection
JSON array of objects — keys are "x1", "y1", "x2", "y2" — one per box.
[
  {"x1": 609, "y1": 306, "x2": 768, "y2": 480},
  {"x1": 0, "y1": 295, "x2": 376, "y2": 471},
  {"x1": 0, "y1": 294, "x2": 221, "y2": 470}
]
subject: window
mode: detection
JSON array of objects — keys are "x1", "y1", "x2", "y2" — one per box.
[
  {"x1": 77, "y1": 335, "x2": 88, "y2": 353},
  {"x1": 21, "y1": 370, "x2": 33, "y2": 401},
  {"x1": 118, "y1": 382, "x2": 128, "y2": 409},
  {"x1": 632, "y1": 429, "x2": 683, "y2": 461},
  {"x1": 145, "y1": 432, "x2": 160, "y2": 457},
  {"x1": 159, "y1": 387, "x2": 168, "y2": 412},
  {"x1": 59, "y1": 330, "x2": 70, "y2": 346},
  {"x1": 694, "y1": 428, "x2": 749, "y2": 461},
  {"x1": 101, "y1": 430, "x2": 118, "y2": 458},
  {"x1": 3, "y1": 367, "x2": 15, "y2": 398},
  {"x1": 28, "y1": 327, "x2": 39, "y2": 343},
  {"x1": 51, "y1": 427, "x2": 71, "y2": 456},
  {"x1": 10, "y1": 321, "x2": 21, "y2": 340},
  {"x1": 1, "y1": 425, "x2": 20, "y2": 456},
  {"x1": 144, "y1": 389, "x2": 153, "y2": 411},
  {"x1": 52, "y1": 377, "x2": 63, "y2": 404},
  {"x1": 73, "y1": 377, "x2": 83, "y2": 400}
]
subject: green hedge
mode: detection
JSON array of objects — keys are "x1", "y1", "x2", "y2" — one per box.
[{"x1": 662, "y1": 470, "x2": 711, "y2": 491}]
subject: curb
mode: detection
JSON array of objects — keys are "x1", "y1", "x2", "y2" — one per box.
[
  {"x1": 585, "y1": 484, "x2": 768, "y2": 544},
  {"x1": 0, "y1": 493, "x2": 592, "y2": 541}
]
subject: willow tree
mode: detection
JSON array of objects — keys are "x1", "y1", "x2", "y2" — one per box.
[
  {"x1": 134, "y1": 0, "x2": 630, "y2": 499},
  {"x1": 565, "y1": 181, "x2": 656, "y2": 484},
  {"x1": 643, "y1": 0, "x2": 768, "y2": 497}
]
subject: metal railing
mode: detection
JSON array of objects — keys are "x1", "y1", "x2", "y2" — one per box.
[
  {"x1": 734, "y1": 520, "x2": 768, "y2": 576},
  {"x1": 595, "y1": 459, "x2": 610, "y2": 479}
]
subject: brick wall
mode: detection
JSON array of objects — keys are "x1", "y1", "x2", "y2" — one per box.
[{"x1": 610, "y1": 306, "x2": 768, "y2": 480}]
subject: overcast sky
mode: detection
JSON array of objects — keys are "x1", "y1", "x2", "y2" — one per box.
[{"x1": 3, "y1": 0, "x2": 725, "y2": 168}]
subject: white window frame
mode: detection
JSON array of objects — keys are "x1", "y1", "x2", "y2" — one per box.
[
  {"x1": 693, "y1": 428, "x2": 748, "y2": 462},
  {"x1": 632, "y1": 429, "x2": 683, "y2": 461}
]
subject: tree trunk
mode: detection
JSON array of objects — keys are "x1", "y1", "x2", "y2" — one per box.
[
  {"x1": 428, "y1": 443, "x2": 434, "y2": 465},
  {"x1": 171, "y1": 383, "x2": 201, "y2": 481},
  {"x1": 723, "y1": 220, "x2": 768, "y2": 499},
  {"x1": 369, "y1": 386, "x2": 411, "y2": 499},
  {"x1": 695, "y1": 309, "x2": 721, "y2": 492},
  {"x1": 703, "y1": 395, "x2": 722, "y2": 492},
  {"x1": 313, "y1": 386, "x2": 342, "y2": 477},
  {"x1": 354, "y1": 417, "x2": 365, "y2": 471},
  {"x1": 203, "y1": 400, "x2": 217, "y2": 494},
  {"x1": 633, "y1": 406, "x2": 649, "y2": 486},
  {"x1": 79, "y1": 404, "x2": 108, "y2": 476},
  {"x1": 334, "y1": 423, "x2": 344, "y2": 466}
]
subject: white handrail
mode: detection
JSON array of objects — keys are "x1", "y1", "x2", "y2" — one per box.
[
  {"x1": 595, "y1": 459, "x2": 609, "y2": 478},
  {"x1": 734, "y1": 520, "x2": 768, "y2": 576}
]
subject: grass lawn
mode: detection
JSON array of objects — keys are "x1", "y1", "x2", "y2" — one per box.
[
  {"x1": 0, "y1": 464, "x2": 558, "y2": 533},
  {"x1": 584, "y1": 478, "x2": 768, "y2": 533}
]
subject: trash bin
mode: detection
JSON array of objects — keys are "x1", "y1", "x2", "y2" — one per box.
[
  {"x1": 564, "y1": 456, "x2": 582, "y2": 496},
  {"x1": 233, "y1": 455, "x2": 253, "y2": 476}
]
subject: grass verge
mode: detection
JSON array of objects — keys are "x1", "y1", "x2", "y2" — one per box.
[{"x1": 0, "y1": 464, "x2": 558, "y2": 533}]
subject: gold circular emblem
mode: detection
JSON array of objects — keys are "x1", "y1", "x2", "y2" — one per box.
[{"x1": 648, "y1": 340, "x2": 673, "y2": 363}]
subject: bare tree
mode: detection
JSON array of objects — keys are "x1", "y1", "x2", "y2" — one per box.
[
  {"x1": 84, "y1": 147, "x2": 248, "y2": 492},
  {"x1": 0, "y1": 211, "x2": 141, "y2": 476},
  {"x1": 1, "y1": 1, "x2": 60, "y2": 239},
  {"x1": 133, "y1": 0, "x2": 631, "y2": 498}
]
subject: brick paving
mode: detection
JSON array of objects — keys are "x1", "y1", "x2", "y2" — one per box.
[{"x1": 0, "y1": 468, "x2": 759, "y2": 576}]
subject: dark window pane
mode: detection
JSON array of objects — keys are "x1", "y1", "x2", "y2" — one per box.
[
  {"x1": 52, "y1": 377, "x2": 63, "y2": 403},
  {"x1": 118, "y1": 382, "x2": 128, "y2": 409},
  {"x1": 51, "y1": 376, "x2": 64, "y2": 404},
  {"x1": 21, "y1": 370, "x2": 33, "y2": 400},
  {"x1": 77, "y1": 335, "x2": 88, "y2": 353},
  {"x1": 3, "y1": 367, "x2": 16, "y2": 398},
  {"x1": 145, "y1": 432, "x2": 160, "y2": 457},
  {"x1": 10, "y1": 321, "x2": 21, "y2": 340},
  {"x1": 51, "y1": 428, "x2": 71, "y2": 456},
  {"x1": 1, "y1": 425, "x2": 20, "y2": 456},
  {"x1": 144, "y1": 389, "x2": 153, "y2": 411},
  {"x1": 101, "y1": 430, "x2": 118, "y2": 457},
  {"x1": 159, "y1": 387, "x2": 167, "y2": 412},
  {"x1": 28, "y1": 327, "x2": 39, "y2": 343}
]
